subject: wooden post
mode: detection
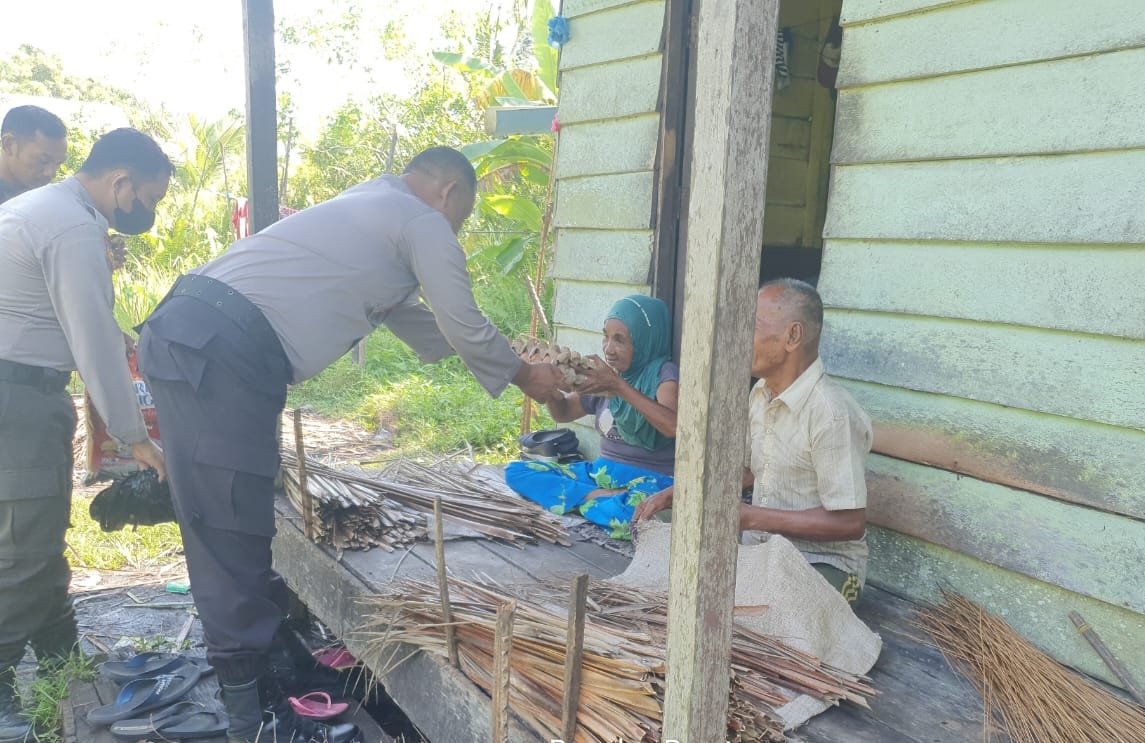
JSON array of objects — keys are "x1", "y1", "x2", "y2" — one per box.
[
  {"x1": 293, "y1": 408, "x2": 316, "y2": 541},
  {"x1": 434, "y1": 496, "x2": 460, "y2": 668},
  {"x1": 242, "y1": 0, "x2": 278, "y2": 234},
  {"x1": 491, "y1": 600, "x2": 516, "y2": 743},
  {"x1": 663, "y1": 0, "x2": 778, "y2": 741},
  {"x1": 560, "y1": 574, "x2": 589, "y2": 742}
]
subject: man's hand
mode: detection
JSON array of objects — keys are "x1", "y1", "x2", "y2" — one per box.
[
  {"x1": 633, "y1": 486, "x2": 673, "y2": 522},
  {"x1": 131, "y1": 439, "x2": 167, "y2": 482},
  {"x1": 513, "y1": 362, "x2": 567, "y2": 404}
]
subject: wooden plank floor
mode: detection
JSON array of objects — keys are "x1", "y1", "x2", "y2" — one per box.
[
  {"x1": 63, "y1": 661, "x2": 392, "y2": 743},
  {"x1": 272, "y1": 496, "x2": 988, "y2": 743}
]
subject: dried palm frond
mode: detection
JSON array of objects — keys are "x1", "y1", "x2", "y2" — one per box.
[
  {"x1": 357, "y1": 577, "x2": 876, "y2": 743},
  {"x1": 918, "y1": 591, "x2": 1145, "y2": 743}
]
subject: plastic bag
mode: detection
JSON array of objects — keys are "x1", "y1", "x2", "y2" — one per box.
[{"x1": 83, "y1": 348, "x2": 162, "y2": 484}]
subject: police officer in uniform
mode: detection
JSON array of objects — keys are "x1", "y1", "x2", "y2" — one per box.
[
  {"x1": 0, "y1": 128, "x2": 170, "y2": 742},
  {"x1": 0, "y1": 105, "x2": 68, "y2": 204},
  {"x1": 137, "y1": 146, "x2": 565, "y2": 743}
]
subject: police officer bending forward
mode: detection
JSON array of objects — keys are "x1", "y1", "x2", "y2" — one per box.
[{"x1": 137, "y1": 146, "x2": 565, "y2": 743}]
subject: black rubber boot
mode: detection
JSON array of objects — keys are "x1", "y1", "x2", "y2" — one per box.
[
  {"x1": 29, "y1": 605, "x2": 78, "y2": 675},
  {"x1": 0, "y1": 667, "x2": 31, "y2": 743},
  {"x1": 222, "y1": 675, "x2": 360, "y2": 743}
]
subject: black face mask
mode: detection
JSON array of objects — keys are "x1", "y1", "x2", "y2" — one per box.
[{"x1": 114, "y1": 181, "x2": 156, "y2": 235}]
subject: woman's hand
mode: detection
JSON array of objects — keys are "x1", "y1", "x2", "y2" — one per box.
[
  {"x1": 633, "y1": 486, "x2": 673, "y2": 522},
  {"x1": 573, "y1": 354, "x2": 625, "y2": 396}
]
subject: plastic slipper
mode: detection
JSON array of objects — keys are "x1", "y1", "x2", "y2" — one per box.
[
  {"x1": 86, "y1": 661, "x2": 203, "y2": 725},
  {"x1": 100, "y1": 653, "x2": 214, "y2": 683},
  {"x1": 108, "y1": 701, "x2": 227, "y2": 741},
  {"x1": 312, "y1": 647, "x2": 357, "y2": 670},
  {"x1": 289, "y1": 691, "x2": 349, "y2": 720}
]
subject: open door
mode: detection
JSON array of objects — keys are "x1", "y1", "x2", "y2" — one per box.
[{"x1": 655, "y1": 0, "x2": 844, "y2": 357}]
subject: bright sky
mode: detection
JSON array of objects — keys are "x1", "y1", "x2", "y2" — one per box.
[{"x1": 0, "y1": 0, "x2": 513, "y2": 136}]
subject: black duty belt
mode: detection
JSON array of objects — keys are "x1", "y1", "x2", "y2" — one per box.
[
  {"x1": 157, "y1": 274, "x2": 290, "y2": 374},
  {"x1": 0, "y1": 358, "x2": 70, "y2": 394}
]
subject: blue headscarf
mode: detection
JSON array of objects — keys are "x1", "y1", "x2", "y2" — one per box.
[{"x1": 605, "y1": 295, "x2": 672, "y2": 451}]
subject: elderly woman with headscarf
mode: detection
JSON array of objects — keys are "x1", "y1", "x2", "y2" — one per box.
[{"x1": 505, "y1": 295, "x2": 677, "y2": 539}]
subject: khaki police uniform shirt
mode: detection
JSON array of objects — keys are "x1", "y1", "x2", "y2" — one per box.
[
  {"x1": 0, "y1": 177, "x2": 149, "y2": 444},
  {"x1": 744, "y1": 357, "x2": 873, "y2": 583},
  {"x1": 193, "y1": 175, "x2": 523, "y2": 393}
]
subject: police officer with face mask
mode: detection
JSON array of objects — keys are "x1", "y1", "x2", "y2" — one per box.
[{"x1": 0, "y1": 127, "x2": 170, "y2": 742}]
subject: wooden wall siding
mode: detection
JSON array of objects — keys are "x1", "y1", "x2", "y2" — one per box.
[
  {"x1": 821, "y1": 310, "x2": 1145, "y2": 432},
  {"x1": 823, "y1": 0, "x2": 1145, "y2": 676},
  {"x1": 834, "y1": 47, "x2": 1145, "y2": 164},
  {"x1": 839, "y1": 0, "x2": 1145, "y2": 87},
  {"x1": 550, "y1": 229, "x2": 654, "y2": 284},
  {"x1": 565, "y1": 0, "x2": 648, "y2": 19},
  {"x1": 553, "y1": 172, "x2": 655, "y2": 230},
  {"x1": 554, "y1": 282, "x2": 650, "y2": 336},
  {"x1": 841, "y1": 379, "x2": 1145, "y2": 520},
  {"x1": 558, "y1": 0, "x2": 666, "y2": 71},
  {"x1": 824, "y1": 152, "x2": 1145, "y2": 245},
  {"x1": 865, "y1": 455, "x2": 1145, "y2": 613},
  {"x1": 866, "y1": 527, "x2": 1145, "y2": 689},
  {"x1": 551, "y1": 0, "x2": 661, "y2": 361},
  {"x1": 556, "y1": 55, "x2": 665, "y2": 125},
  {"x1": 553, "y1": 114, "x2": 660, "y2": 179},
  {"x1": 839, "y1": 0, "x2": 967, "y2": 25},
  {"x1": 819, "y1": 241, "x2": 1145, "y2": 340}
]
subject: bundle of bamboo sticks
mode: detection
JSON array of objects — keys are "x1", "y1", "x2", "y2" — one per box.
[
  {"x1": 918, "y1": 591, "x2": 1145, "y2": 743},
  {"x1": 357, "y1": 577, "x2": 875, "y2": 742},
  {"x1": 280, "y1": 452, "x2": 427, "y2": 551},
  {"x1": 281, "y1": 453, "x2": 569, "y2": 548}
]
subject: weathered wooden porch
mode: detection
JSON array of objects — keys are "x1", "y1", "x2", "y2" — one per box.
[{"x1": 271, "y1": 497, "x2": 986, "y2": 743}]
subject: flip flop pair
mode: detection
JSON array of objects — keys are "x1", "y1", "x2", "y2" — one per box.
[
  {"x1": 108, "y1": 701, "x2": 227, "y2": 741},
  {"x1": 99, "y1": 652, "x2": 214, "y2": 683},
  {"x1": 289, "y1": 691, "x2": 349, "y2": 719},
  {"x1": 86, "y1": 661, "x2": 203, "y2": 725}
]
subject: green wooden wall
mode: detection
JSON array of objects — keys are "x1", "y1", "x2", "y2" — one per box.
[
  {"x1": 821, "y1": 0, "x2": 1145, "y2": 686},
  {"x1": 551, "y1": 0, "x2": 666, "y2": 450}
]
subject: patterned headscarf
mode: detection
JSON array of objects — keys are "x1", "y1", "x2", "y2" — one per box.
[{"x1": 605, "y1": 295, "x2": 672, "y2": 451}]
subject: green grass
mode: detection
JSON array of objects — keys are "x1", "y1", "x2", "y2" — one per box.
[
  {"x1": 24, "y1": 652, "x2": 95, "y2": 743},
  {"x1": 66, "y1": 493, "x2": 184, "y2": 571}
]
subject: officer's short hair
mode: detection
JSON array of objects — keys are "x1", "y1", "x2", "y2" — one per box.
[
  {"x1": 78, "y1": 128, "x2": 173, "y2": 182},
  {"x1": 404, "y1": 147, "x2": 477, "y2": 192},
  {"x1": 1, "y1": 105, "x2": 66, "y2": 140}
]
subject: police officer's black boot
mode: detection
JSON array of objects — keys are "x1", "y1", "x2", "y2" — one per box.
[
  {"x1": 221, "y1": 674, "x2": 360, "y2": 743},
  {"x1": 0, "y1": 666, "x2": 31, "y2": 743},
  {"x1": 29, "y1": 608, "x2": 78, "y2": 676}
]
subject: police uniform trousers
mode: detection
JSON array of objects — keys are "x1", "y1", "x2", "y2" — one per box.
[
  {"x1": 137, "y1": 286, "x2": 293, "y2": 684},
  {"x1": 0, "y1": 371, "x2": 78, "y2": 671}
]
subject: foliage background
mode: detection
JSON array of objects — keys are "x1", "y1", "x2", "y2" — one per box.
[{"x1": 0, "y1": 0, "x2": 560, "y2": 459}]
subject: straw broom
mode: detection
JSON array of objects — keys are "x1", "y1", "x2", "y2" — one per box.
[{"x1": 918, "y1": 591, "x2": 1145, "y2": 743}]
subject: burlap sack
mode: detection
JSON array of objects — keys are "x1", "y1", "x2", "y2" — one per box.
[{"x1": 612, "y1": 520, "x2": 882, "y2": 728}]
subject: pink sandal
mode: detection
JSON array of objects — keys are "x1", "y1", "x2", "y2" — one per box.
[
  {"x1": 289, "y1": 691, "x2": 349, "y2": 720},
  {"x1": 312, "y1": 647, "x2": 357, "y2": 670}
]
